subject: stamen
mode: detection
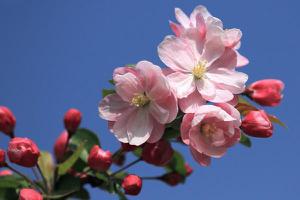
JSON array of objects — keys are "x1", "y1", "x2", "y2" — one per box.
[
  {"x1": 131, "y1": 94, "x2": 150, "y2": 107},
  {"x1": 192, "y1": 61, "x2": 207, "y2": 79},
  {"x1": 201, "y1": 123, "x2": 217, "y2": 138}
]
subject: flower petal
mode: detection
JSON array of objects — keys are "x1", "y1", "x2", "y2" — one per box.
[
  {"x1": 180, "y1": 113, "x2": 194, "y2": 145},
  {"x1": 158, "y1": 35, "x2": 196, "y2": 73},
  {"x1": 114, "y1": 72, "x2": 144, "y2": 102},
  {"x1": 222, "y1": 29, "x2": 242, "y2": 48},
  {"x1": 168, "y1": 72, "x2": 196, "y2": 98},
  {"x1": 207, "y1": 48, "x2": 237, "y2": 71},
  {"x1": 175, "y1": 8, "x2": 190, "y2": 28},
  {"x1": 201, "y1": 36, "x2": 225, "y2": 64},
  {"x1": 179, "y1": 91, "x2": 206, "y2": 113},
  {"x1": 147, "y1": 119, "x2": 165, "y2": 143},
  {"x1": 98, "y1": 94, "x2": 131, "y2": 121},
  {"x1": 190, "y1": 147, "x2": 211, "y2": 167},
  {"x1": 236, "y1": 51, "x2": 249, "y2": 67},
  {"x1": 127, "y1": 109, "x2": 153, "y2": 146},
  {"x1": 196, "y1": 78, "x2": 216, "y2": 99}
]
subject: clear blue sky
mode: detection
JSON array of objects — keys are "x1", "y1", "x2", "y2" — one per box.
[{"x1": 0, "y1": 0, "x2": 298, "y2": 199}]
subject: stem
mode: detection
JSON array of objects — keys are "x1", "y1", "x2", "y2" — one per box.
[
  {"x1": 31, "y1": 168, "x2": 40, "y2": 181},
  {"x1": 6, "y1": 165, "x2": 41, "y2": 191},
  {"x1": 37, "y1": 164, "x2": 49, "y2": 194},
  {"x1": 111, "y1": 158, "x2": 142, "y2": 176},
  {"x1": 141, "y1": 176, "x2": 161, "y2": 180}
]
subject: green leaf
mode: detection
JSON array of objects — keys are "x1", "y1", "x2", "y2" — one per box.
[
  {"x1": 0, "y1": 188, "x2": 18, "y2": 200},
  {"x1": 268, "y1": 115, "x2": 287, "y2": 128},
  {"x1": 239, "y1": 133, "x2": 252, "y2": 148},
  {"x1": 166, "y1": 151, "x2": 186, "y2": 176},
  {"x1": 54, "y1": 174, "x2": 81, "y2": 199},
  {"x1": 58, "y1": 143, "x2": 85, "y2": 176},
  {"x1": 38, "y1": 151, "x2": 55, "y2": 190},
  {"x1": 163, "y1": 128, "x2": 180, "y2": 140},
  {"x1": 108, "y1": 79, "x2": 115, "y2": 85},
  {"x1": 102, "y1": 89, "x2": 116, "y2": 98},
  {"x1": 67, "y1": 188, "x2": 90, "y2": 200},
  {"x1": 0, "y1": 175, "x2": 28, "y2": 188},
  {"x1": 114, "y1": 183, "x2": 128, "y2": 200},
  {"x1": 69, "y1": 128, "x2": 101, "y2": 162}
]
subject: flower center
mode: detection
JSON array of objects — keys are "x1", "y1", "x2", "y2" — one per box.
[
  {"x1": 131, "y1": 94, "x2": 150, "y2": 107},
  {"x1": 192, "y1": 61, "x2": 207, "y2": 79},
  {"x1": 201, "y1": 123, "x2": 217, "y2": 138}
]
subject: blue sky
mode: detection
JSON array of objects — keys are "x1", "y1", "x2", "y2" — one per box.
[{"x1": 0, "y1": 0, "x2": 299, "y2": 199}]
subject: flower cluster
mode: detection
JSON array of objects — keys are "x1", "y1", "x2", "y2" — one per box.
[
  {"x1": 98, "y1": 5, "x2": 285, "y2": 167},
  {"x1": 0, "y1": 5, "x2": 285, "y2": 200}
]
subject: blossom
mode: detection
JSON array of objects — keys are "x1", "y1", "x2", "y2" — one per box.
[
  {"x1": 180, "y1": 103, "x2": 241, "y2": 166},
  {"x1": 241, "y1": 110, "x2": 273, "y2": 138},
  {"x1": 158, "y1": 27, "x2": 248, "y2": 113},
  {"x1": 99, "y1": 61, "x2": 178, "y2": 145},
  {"x1": 169, "y1": 5, "x2": 249, "y2": 67},
  {"x1": 8, "y1": 137, "x2": 40, "y2": 167},
  {"x1": 246, "y1": 79, "x2": 284, "y2": 107}
]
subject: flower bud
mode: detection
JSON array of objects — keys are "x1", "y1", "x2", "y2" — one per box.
[
  {"x1": 19, "y1": 189, "x2": 43, "y2": 200},
  {"x1": 0, "y1": 149, "x2": 6, "y2": 167},
  {"x1": 121, "y1": 142, "x2": 137, "y2": 152},
  {"x1": 142, "y1": 140, "x2": 174, "y2": 166},
  {"x1": 122, "y1": 174, "x2": 142, "y2": 195},
  {"x1": 88, "y1": 145, "x2": 112, "y2": 172},
  {"x1": 160, "y1": 172, "x2": 183, "y2": 186},
  {"x1": 0, "y1": 169, "x2": 12, "y2": 176},
  {"x1": 8, "y1": 137, "x2": 40, "y2": 167},
  {"x1": 54, "y1": 131, "x2": 68, "y2": 162},
  {"x1": 0, "y1": 106, "x2": 16, "y2": 137},
  {"x1": 247, "y1": 79, "x2": 284, "y2": 107},
  {"x1": 241, "y1": 110, "x2": 273, "y2": 138},
  {"x1": 185, "y1": 163, "x2": 193, "y2": 176},
  {"x1": 64, "y1": 108, "x2": 82, "y2": 134}
]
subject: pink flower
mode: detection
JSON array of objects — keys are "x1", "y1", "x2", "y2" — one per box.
[
  {"x1": 88, "y1": 145, "x2": 112, "y2": 172},
  {"x1": 64, "y1": 108, "x2": 82, "y2": 134},
  {"x1": 19, "y1": 189, "x2": 43, "y2": 200},
  {"x1": 158, "y1": 27, "x2": 248, "y2": 113},
  {"x1": 99, "y1": 61, "x2": 178, "y2": 145},
  {"x1": 122, "y1": 174, "x2": 142, "y2": 196},
  {"x1": 180, "y1": 103, "x2": 241, "y2": 166},
  {"x1": 169, "y1": 5, "x2": 249, "y2": 67}
]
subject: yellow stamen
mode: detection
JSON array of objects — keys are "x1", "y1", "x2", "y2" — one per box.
[
  {"x1": 131, "y1": 94, "x2": 150, "y2": 107},
  {"x1": 192, "y1": 61, "x2": 207, "y2": 79}
]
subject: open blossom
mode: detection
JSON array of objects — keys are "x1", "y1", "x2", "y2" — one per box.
[
  {"x1": 158, "y1": 27, "x2": 248, "y2": 113},
  {"x1": 169, "y1": 5, "x2": 249, "y2": 67},
  {"x1": 180, "y1": 103, "x2": 241, "y2": 166},
  {"x1": 99, "y1": 61, "x2": 178, "y2": 145}
]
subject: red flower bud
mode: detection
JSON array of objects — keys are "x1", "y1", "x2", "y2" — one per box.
[
  {"x1": 8, "y1": 137, "x2": 40, "y2": 167},
  {"x1": 122, "y1": 174, "x2": 142, "y2": 196},
  {"x1": 0, "y1": 149, "x2": 6, "y2": 167},
  {"x1": 0, "y1": 169, "x2": 12, "y2": 176},
  {"x1": 54, "y1": 131, "x2": 68, "y2": 162},
  {"x1": 241, "y1": 110, "x2": 273, "y2": 138},
  {"x1": 184, "y1": 163, "x2": 193, "y2": 176},
  {"x1": 88, "y1": 145, "x2": 112, "y2": 172},
  {"x1": 0, "y1": 106, "x2": 16, "y2": 137},
  {"x1": 247, "y1": 79, "x2": 284, "y2": 107},
  {"x1": 121, "y1": 142, "x2": 137, "y2": 152},
  {"x1": 64, "y1": 108, "x2": 82, "y2": 134},
  {"x1": 142, "y1": 140, "x2": 174, "y2": 166},
  {"x1": 19, "y1": 189, "x2": 43, "y2": 200},
  {"x1": 161, "y1": 172, "x2": 183, "y2": 186}
]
